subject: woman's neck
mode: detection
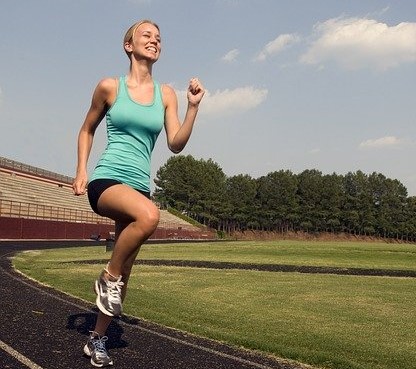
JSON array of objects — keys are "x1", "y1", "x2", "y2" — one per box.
[{"x1": 128, "y1": 60, "x2": 153, "y2": 85}]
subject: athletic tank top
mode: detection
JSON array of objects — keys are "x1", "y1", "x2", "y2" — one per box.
[{"x1": 90, "y1": 76, "x2": 165, "y2": 192}]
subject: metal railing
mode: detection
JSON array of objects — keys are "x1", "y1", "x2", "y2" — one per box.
[
  {"x1": 0, "y1": 199, "x2": 113, "y2": 225},
  {"x1": 0, "y1": 156, "x2": 73, "y2": 184}
]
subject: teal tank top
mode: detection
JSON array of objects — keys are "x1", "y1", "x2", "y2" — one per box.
[{"x1": 90, "y1": 76, "x2": 164, "y2": 192}]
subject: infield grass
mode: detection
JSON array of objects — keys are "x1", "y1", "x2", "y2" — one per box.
[{"x1": 13, "y1": 240, "x2": 416, "y2": 369}]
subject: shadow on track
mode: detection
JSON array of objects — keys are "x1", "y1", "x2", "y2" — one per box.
[{"x1": 0, "y1": 240, "x2": 310, "y2": 369}]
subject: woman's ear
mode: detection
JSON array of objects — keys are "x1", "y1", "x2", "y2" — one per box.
[{"x1": 124, "y1": 41, "x2": 133, "y2": 54}]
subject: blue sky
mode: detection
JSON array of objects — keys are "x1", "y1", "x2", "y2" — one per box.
[{"x1": 1, "y1": 0, "x2": 416, "y2": 194}]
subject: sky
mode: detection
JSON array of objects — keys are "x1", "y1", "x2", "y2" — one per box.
[{"x1": 1, "y1": 0, "x2": 416, "y2": 194}]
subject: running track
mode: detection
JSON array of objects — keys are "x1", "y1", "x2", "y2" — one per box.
[{"x1": 0, "y1": 241, "x2": 305, "y2": 369}]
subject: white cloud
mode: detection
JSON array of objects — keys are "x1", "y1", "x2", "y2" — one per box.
[
  {"x1": 301, "y1": 17, "x2": 416, "y2": 70},
  {"x1": 202, "y1": 87, "x2": 268, "y2": 116},
  {"x1": 175, "y1": 87, "x2": 268, "y2": 117},
  {"x1": 359, "y1": 136, "x2": 404, "y2": 149},
  {"x1": 221, "y1": 49, "x2": 240, "y2": 62},
  {"x1": 255, "y1": 33, "x2": 300, "y2": 61},
  {"x1": 308, "y1": 148, "x2": 321, "y2": 154}
]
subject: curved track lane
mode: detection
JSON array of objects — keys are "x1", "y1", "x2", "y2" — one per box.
[{"x1": 0, "y1": 241, "x2": 307, "y2": 369}]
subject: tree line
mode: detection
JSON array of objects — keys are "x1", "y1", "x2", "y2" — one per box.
[{"x1": 153, "y1": 155, "x2": 416, "y2": 241}]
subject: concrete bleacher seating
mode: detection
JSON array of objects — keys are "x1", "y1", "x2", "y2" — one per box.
[
  {"x1": 157, "y1": 209, "x2": 199, "y2": 231},
  {"x1": 0, "y1": 168, "x2": 199, "y2": 231},
  {"x1": 0, "y1": 169, "x2": 110, "y2": 224},
  {"x1": 0, "y1": 170, "x2": 90, "y2": 210}
]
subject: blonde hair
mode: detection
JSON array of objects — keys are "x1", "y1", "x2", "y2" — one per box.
[{"x1": 123, "y1": 20, "x2": 160, "y2": 57}]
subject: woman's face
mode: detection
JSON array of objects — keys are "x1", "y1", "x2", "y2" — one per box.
[{"x1": 127, "y1": 22, "x2": 161, "y2": 62}]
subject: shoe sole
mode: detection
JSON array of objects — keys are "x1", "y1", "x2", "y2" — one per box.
[
  {"x1": 83, "y1": 344, "x2": 114, "y2": 367},
  {"x1": 90, "y1": 357, "x2": 114, "y2": 368}
]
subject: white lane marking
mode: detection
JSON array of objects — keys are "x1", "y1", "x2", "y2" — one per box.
[
  {"x1": 1, "y1": 262, "x2": 287, "y2": 369},
  {"x1": 0, "y1": 340, "x2": 44, "y2": 369},
  {"x1": 126, "y1": 322, "x2": 277, "y2": 369}
]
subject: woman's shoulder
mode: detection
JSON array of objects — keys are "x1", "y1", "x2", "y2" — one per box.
[
  {"x1": 160, "y1": 83, "x2": 177, "y2": 107},
  {"x1": 160, "y1": 83, "x2": 177, "y2": 99},
  {"x1": 160, "y1": 82, "x2": 174, "y2": 92},
  {"x1": 91, "y1": 77, "x2": 120, "y2": 105},
  {"x1": 96, "y1": 77, "x2": 119, "y2": 92}
]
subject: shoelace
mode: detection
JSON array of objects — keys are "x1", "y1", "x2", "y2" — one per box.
[
  {"x1": 107, "y1": 276, "x2": 124, "y2": 303},
  {"x1": 91, "y1": 335, "x2": 109, "y2": 358}
]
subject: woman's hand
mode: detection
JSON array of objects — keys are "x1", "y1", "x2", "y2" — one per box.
[
  {"x1": 187, "y1": 77, "x2": 205, "y2": 106},
  {"x1": 72, "y1": 171, "x2": 88, "y2": 195}
]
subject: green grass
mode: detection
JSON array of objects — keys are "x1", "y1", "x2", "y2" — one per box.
[
  {"x1": 139, "y1": 240, "x2": 416, "y2": 271},
  {"x1": 12, "y1": 240, "x2": 416, "y2": 369}
]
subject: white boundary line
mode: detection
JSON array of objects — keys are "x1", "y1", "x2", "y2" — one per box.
[
  {"x1": 0, "y1": 339, "x2": 44, "y2": 369},
  {"x1": 1, "y1": 263, "x2": 281, "y2": 369}
]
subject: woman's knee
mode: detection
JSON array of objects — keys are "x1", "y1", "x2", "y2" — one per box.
[
  {"x1": 144, "y1": 206, "x2": 160, "y2": 231},
  {"x1": 135, "y1": 204, "x2": 160, "y2": 234}
]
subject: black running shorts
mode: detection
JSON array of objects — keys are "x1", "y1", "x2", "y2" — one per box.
[{"x1": 87, "y1": 179, "x2": 150, "y2": 215}]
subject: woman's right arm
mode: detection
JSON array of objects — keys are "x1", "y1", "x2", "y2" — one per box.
[{"x1": 72, "y1": 78, "x2": 115, "y2": 195}]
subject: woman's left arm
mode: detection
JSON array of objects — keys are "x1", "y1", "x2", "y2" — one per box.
[{"x1": 163, "y1": 78, "x2": 205, "y2": 153}]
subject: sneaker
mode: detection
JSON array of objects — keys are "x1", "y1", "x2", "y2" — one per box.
[
  {"x1": 83, "y1": 332, "x2": 114, "y2": 367},
  {"x1": 94, "y1": 269, "x2": 124, "y2": 317}
]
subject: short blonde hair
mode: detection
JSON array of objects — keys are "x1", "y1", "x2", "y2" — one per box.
[{"x1": 123, "y1": 20, "x2": 160, "y2": 57}]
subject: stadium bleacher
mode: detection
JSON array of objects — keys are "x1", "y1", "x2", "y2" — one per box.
[{"x1": 0, "y1": 156, "x2": 214, "y2": 240}]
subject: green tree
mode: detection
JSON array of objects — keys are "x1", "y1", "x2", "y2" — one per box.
[
  {"x1": 321, "y1": 173, "x2": 343, "y2": 233},
  {"x1": 296, "y1": 169, "x2": 324, "y2": 232},
  {"x1": 223, "y1": 174, "x2": 257, "y2": 232},
  {"x1": 154, "y1": 155, "x2": 226, "y2": 229},
  {"x1": 369, "y1": 173, "x2": 408, "y2": 238},
  {"x1": 154, "y1": 154, "x2": 416, "y2": 240},
  {"x1": 403, "y1": 196, "x2": 416, "y2": 241},
  {"x1": 341, "y1": 171, "x2": 375, "y2": 235},
  {"x1": 153, "y1": 154, "x2": 200, "y2": 210},
  {"x1": 256, "y1": 170, "x2": 298, "y2": 232},
  {"x1": 195, "y1": 158, "x2": 227, "y2": 228}
]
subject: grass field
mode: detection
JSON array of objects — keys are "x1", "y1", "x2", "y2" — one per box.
[{"x1": 12, "y1": 240, "x2": 416, "y2": 369}]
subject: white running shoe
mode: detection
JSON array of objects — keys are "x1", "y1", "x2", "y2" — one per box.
[
  {"x1": 94, "y1": 270, "x2": 124, "y2": 317},
  {"x1": 83, "y1": 332, "x2": 114, "y2": 367}
]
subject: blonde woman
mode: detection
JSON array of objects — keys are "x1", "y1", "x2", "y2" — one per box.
[{"x1": 73, "y1": 20, "x2": 204, "y2": 367}]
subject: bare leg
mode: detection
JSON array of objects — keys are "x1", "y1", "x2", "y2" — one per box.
[
  {"x1": 93, "y1": 245, "x2": 141, "y2": 335},
  {"x1": 91, "y1": 185, "x2": 159, "y2": 335},
  {"x1": 98, "y1": 185, "x2": 159, "y2": 275}
]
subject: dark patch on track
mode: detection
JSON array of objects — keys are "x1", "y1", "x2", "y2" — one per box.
[
  {"x1": 78, "y1": 259, "x2": 416, "y2": 278},
  {"x1": 0, "y1": 241, "x2": 311, "y2": 369}
]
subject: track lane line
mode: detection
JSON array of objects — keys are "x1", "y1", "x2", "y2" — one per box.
[
  {"x1": 1, "y1": 262, "x2": 282, "y2": 369},
  {"x1": 0, "y1": 339, "x2": 44, "y2": 369}
]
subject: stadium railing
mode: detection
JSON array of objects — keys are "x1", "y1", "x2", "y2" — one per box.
[{"x1": 0, "y1": 198, "x2": 113, "y2": 225}]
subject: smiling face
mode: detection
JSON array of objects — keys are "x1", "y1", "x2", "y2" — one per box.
[{"x1": 124, "y1": 20, "x2": 161, "y2": 62}]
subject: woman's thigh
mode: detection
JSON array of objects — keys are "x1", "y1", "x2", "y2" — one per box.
[{"x1": 97, "y1": 183, "x2": 159, "y2": 225}]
